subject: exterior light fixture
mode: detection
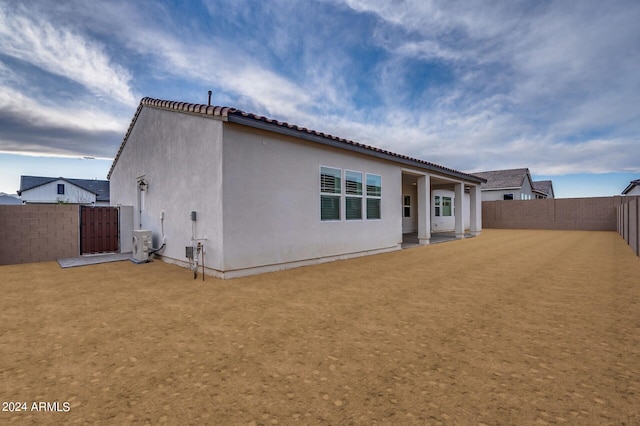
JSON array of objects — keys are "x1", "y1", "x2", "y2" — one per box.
[{"x1": 138, "y1": 179, "x2": 148, "y2": 192}]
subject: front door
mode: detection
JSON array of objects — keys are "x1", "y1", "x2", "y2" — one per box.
[{"x1": 432, "y1": 191, "x2": 455, "y2": 232}]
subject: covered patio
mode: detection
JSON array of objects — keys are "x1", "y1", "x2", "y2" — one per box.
[{"x1": 401, "y1": 170, "x2": 482, "y2": 245}]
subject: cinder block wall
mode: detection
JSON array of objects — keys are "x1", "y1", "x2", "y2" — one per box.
[
  {"x1": 0, "y1": 205, "x2": 79, "y2": 265},
  {"x1": 482, "y1": 197, "x2": 622, "y2": 231}
]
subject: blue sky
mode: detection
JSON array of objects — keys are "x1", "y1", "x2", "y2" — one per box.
[{"x1": 0, "y1": 0, "x2": 638, "y2": 198}]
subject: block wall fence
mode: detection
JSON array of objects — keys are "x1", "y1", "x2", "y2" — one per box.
[
  {"x1": 483, "y1": 196, "x2": 639, "y2": 257},
  {"x1": 482, "y1": 197, "x2": 622, "y2": 231},
  {"x1": 0, "y1": 205, "x2": 79, "y2": 265},
  {"x1": 1, "y1": 198, "x2": 638, "y2": 265}
]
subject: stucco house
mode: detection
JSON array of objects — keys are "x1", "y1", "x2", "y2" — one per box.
[
  {"x1": 532, "y1": 180, "x2": 555, "y2": 199},
  {"x1": 18, "y1": 176, "x2": 110, "y2": 205},
  {"x1": 622, "y1": 179, "x2": 640, "y2": 196},
  {"x1": 108, "y1": 97, "x2": 486, "y2": 278},
  {"x1": 472, "y1": 168, "x2": 554, "y2": 201}
]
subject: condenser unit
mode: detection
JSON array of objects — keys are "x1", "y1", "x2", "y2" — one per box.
[{"x1": 132, "y1": 230, "x2": 152, "y2": 263}]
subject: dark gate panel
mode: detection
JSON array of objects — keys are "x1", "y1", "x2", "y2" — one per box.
[{"x1": 80, "y1": 206, "x2": 119, "y2": 254}]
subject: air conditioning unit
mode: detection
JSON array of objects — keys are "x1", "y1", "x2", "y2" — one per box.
[{"x1": 132, "y1": 230, "x2": 152, "y2": 263}]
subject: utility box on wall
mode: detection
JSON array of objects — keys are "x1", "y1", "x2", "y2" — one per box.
[{"x1": 132, "y1": 229, "x2": 152, "y2": 262}]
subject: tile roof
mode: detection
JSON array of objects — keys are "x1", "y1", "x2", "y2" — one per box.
[
  {"x1": 532, "y1": 180, "x2": 554, "y2": 197},
  {"x1": 472, "y1": 168, "x2": 531, "y2": 190},
  {"x1": 108, "y1": 97, "x2": 486, "y2": 184},
  {"x1": 18, "y1": 176, "x2": 110, "y2": 201}
]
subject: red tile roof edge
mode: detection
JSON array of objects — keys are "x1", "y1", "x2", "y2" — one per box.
[{"x1": 108, "y1": 97, "x2": 486, "y2": 183}]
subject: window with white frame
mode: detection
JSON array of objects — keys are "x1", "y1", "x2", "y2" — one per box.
[
  {"x1": 434, "y1": 195, "x2": 441, "y2": 216},
  {"x1": 320, "y1": 167, "x2": 341, "y2": 221},
  {"x1": 403, "y1": 195, "x2": 411, "y2": 218},
  {"x1": 503, "y1": 193, "x2": 514, "y2": 200},
  {"x1": 366, "y1": 174, "x2": 382, "y2": 219},
  {"x1": 320, "y1": 168, "x2": 382, "y2": 222},
  {"x1": 345, "y1": 170, "x2": 363, "y2": 220}
]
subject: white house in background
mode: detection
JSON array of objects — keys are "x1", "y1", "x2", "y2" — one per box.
[
  {"x1": 622, "y1": 179, "x2": 640, "y2": 196},
  {"x1": 472, "y1": 168, "x2": 554, "y2": 201},
  {"x1": 108, "y1": 97, "x2": 486, "y2": 278},
  {"x1": 18, "y1": 176, "x2": 110, "y2": 206}
]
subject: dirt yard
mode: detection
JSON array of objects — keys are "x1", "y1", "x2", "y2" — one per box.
[{"x1": 1, "y1": 229, "x2": 639, "y2": 425}]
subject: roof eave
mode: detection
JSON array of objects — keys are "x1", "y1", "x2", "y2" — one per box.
[
  {"x1": 482, "y1": 186, "x2": 520, "y2": 191},
  {"x1": 228, "y1": 114, "x2": 486, "y2": 184},
  {"x1": 109, "y1": 97, "x2": 486, "y2": 184}
]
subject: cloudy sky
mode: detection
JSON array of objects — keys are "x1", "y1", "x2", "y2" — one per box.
[{"x1": 1, "y1": 0, "x2": 638, "y2": 197}]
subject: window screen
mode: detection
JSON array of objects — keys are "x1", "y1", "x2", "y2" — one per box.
[
  {"x1": 366, "y1": 174, "x2": 382, "y2": 219},
  {"x1": 321, "y1": 167, "x2": 341, "y2": 220},
  {"x1": 345, "y1": 171, "x2": 363, "y2": 220},
  {"x1": 346, "y1": 197, "x2": 362, "y2": 220}
]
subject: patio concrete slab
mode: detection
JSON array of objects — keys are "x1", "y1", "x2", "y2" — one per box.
[{"x1": 401, "y1": 231, "x2": 473, "y2": 248}]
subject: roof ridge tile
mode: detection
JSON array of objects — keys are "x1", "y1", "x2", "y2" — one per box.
[{"x1": 108, "y1": 97, "x2": 486, "y2": 183}]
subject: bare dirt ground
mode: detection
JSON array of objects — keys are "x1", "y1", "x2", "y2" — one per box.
[{"x1": 1, "y1": 229, "x2": 639, "y2": 425}]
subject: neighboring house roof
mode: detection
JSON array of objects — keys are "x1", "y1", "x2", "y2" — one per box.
[
  {"x1": 533, "y1": 180, "x2": 554, "y2": 198},
  {"x1": 0, "y1": 193, "x2": 22, "y2": 205},
  {"x1": 622, "y1": 179, "x2": 640, "y2": 195},
  {"x1": 18, "y1": 176, "x2": 110, "y2": 202},
  {"x1": 108, "y1": 97, "x2": 486, "y2": 184},
  {"x1": 472, "y1": 168, "x2": 533, "y2": 191}
]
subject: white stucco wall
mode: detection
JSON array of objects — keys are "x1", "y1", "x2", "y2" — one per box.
[
  {"x1": 220, "y1": 123, "x2": 402, "y2": 273},
  {"x1": 110, "y1": 106, "x2": 484, "y2": 277},
  {"x1": 118, "y1": 206, "x2": 134, "y2": 253},
  {"x1": 464, "y1": 192, "x2": 470, "y2": 229},
  {"x1": 109, "y1": 108, "x2": 225, "y2": 270},
  {"x1": 21, "y1": 180, "x2": 96, "y2": 204}
]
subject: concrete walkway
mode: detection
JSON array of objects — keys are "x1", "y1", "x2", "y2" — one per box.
[{"x1": 57, "y1": 252, "x2": 133, "y2": 268}]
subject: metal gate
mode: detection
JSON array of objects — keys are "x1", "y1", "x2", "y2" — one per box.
[{"x1": 80, "y1": 206, "x2": 119, "y2": 254}]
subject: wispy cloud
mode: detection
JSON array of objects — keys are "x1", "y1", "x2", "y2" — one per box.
[
  {"x1": 0, "y1": 81, "x2": 128, "y2": 158},
  {"x1": 0, "y1": 0, "x2": 638, "y2": 179},
  {"x1": 0, "y1": 86, "x2": 127, "y2": 133},
  {"x1": 0, "y1": 4, "x2": 137, "y2": 106},
  {"x1": 331, "y1": 0, "x2": 640, "y2": 174}
]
